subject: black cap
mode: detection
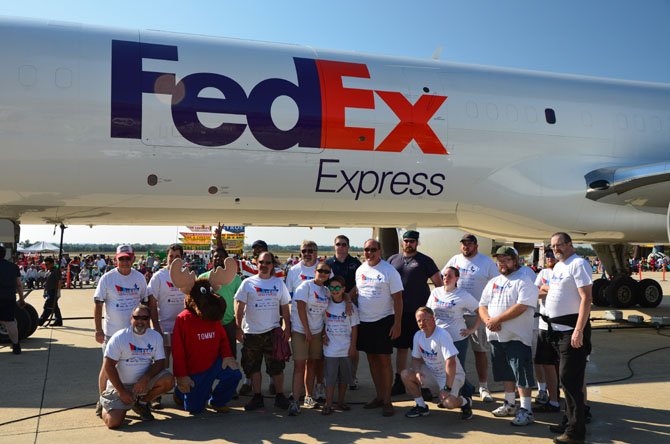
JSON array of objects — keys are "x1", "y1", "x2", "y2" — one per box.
[
  {"x1": 460, "y1": 234, "x2": 477, "y2": 244},
  {"x1": 402, "y1": 230, "x2": 420, "y2": 240},
  {"x1": 545, "y1": 250, "x2": 556, "y2": 259},
  {"x1": 251, "y1": 240, "x2": 268, "y2": 250}
]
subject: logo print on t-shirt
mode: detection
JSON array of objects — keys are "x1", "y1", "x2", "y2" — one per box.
[
  {"x1": 129, "y1": 342, "x2": 154, "y2": 354},
  {"x1": 166, "y1": 281, "x2": 175, "y2": 288},
  {"x1": 300, "y1": 274, "x2": 314, "y2": 281},
  {"x1": 254, "y1": 285, "x2": 279, "y2": 296},
  {"x1": 419, "y1": 344, "x2": 438, "y2": 357},
  {"x1": 314, "y1": 291, "x2": 329, "y2": 302},
  {"x1": 115, "y1": 284, "x2": 141, "y2": 295},
  {"x1": 326, "y1": 310, "x2": 347, "y2": 320},
  {"x1": 360, "y1": 274, "x2": 383, "y2": 282}
]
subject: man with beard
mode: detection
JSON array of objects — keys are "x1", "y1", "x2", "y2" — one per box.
[
  {"x1": 479, "y1": 246, "x2": 538, "y2": 427},
  {"x1": 443, "y1": 234, "x2": 499, "y2": 402},
  {"x1": 388, "y1": 231, "x2": 442, "y2": 396},
  {"x1": 545, "y1": 233, "x2": 592, "y2": 444},
  {"x1": 99, "y1": 305, "x2": 173, "y2": 428}
]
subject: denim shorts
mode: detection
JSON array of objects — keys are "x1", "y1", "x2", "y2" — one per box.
[{"x1": 490, "y1": 340, "x2": 534, "y2": 388}]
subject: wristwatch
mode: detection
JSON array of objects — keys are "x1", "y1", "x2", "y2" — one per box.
[{"x1": 443, "y1": 384, "x2": 451, "y2": 392}]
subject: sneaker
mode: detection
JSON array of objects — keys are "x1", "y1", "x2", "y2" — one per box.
[
  {"x1": 549, "y1": 415, "x2": 569, "y2": 434},
  {"x1": 288, "y1": 399, "x2": 301, "y2": 416},
  {"x1": 132, "y1": 401, "x2": 154, "y2": 421},
  {"x1": 585, "y1": 405, "x2": 592, "y2": 424},
  {"x1": 421, "y1": 387, "x2": 433, "y2": 402},
  {"x1": 274, "y1": 393, "x2": 290, "y2": 410},
  {"x1": 269, "y1": 381, "x2": 277, "y2": 395},
  {"x1": 95, "y1": 401, "x2": 102, "y2": 417},
  {"x1": 391, "y1": 373, "x2": 405, "y2": 396},
  {"x1": 535, "y1": 389, "x2": 549, "y2": 405},
  {"x1": 460, "y1": 397, "x2": 473, "y2": 420},
  {"x1": 405, "y1": 404, "x2": 430, "y2": 418},
  {"x1": 349, "y1": 378, "x2": 359, "y2": 391},
  {"x1": 151, "y1": 396, "x2": 163, "y2": 410},
  {"x1": 244, "y1": 394, "x2": 264, "y2": 411},
  {"x1": 303, "y1": 395, "x2": 318, "y2": 409},
  {"x1": 511, "y1": 408, "x2": 534, "y2": 426},
  {"x1": 553, "y1": 433, "x2": 585, "y2": 443},
  {"x1": 479, "y1": 387, "x2": 494, "y2": 403},
  {"x1": 173, "y1": 393, "x2": 184, "y2": 408},
  {"x1": 207, "y1": 403, "x2": 230, "y2": 413},
  {"x1": 534, "y1": 402, "x2": 561, "y2": 413},
  {"x1": 239, "y1": 382, "x2": 252, "y2": 396},
  {"x1": 492, "y1": 401, "x2": 517, "y2": 417},
  {"x1": 314, "y1": 383, "x2": 326, "y2": 403},
  {"x1": 12, "y1": 343, "x2": 21, "y2": 355}
]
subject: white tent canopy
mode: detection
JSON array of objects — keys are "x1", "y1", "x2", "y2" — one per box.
[{"x1": 18, "y1": 241, "x2": 63, "y2": 253}]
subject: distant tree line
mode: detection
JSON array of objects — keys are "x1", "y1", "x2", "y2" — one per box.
[{"x1": 53, "y1": 243, "x2": 364, "y2": 253}]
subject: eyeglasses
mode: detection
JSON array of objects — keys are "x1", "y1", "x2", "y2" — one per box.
[
  {"x1": 335, "y1": 242, "x2": 348, "y2": 247},
  {"x1": 328, "y1": 285, "x2": 343, "y2": 291},
  {"x1": 316, "y1": 269, "x2": 330, "y2": 274},
  {"x1": 301, "y1": 249, "x2": 315, "y2": 254},
  {"x1": 403, "y1": 239, "x2": 417, "y2": 243},
  {"x1": 258, "y1": 260, "x2": 273, "y2": 265},
  {"x1": 132, "y1": 315, "x2": 149, "y2": 320},
  {"x1": 550, "y1": 242, "x2": 567, "y2": 249},
  {"x1": 364, "y1": 248, "x2": 378, "y2": 253}
]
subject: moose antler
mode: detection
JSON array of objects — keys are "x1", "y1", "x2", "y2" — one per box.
[
  {"x1": 169, "y1": 258, "x2": 196, "y2": 295},
  {"x1": 209, "y1": 257, "x2": 238, "y2": 292}
]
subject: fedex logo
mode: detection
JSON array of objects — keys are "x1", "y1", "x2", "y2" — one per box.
[{"x1": 110, "y1": 40, "x2": 447, "y2": 154}]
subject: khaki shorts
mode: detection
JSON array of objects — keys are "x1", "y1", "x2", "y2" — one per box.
[
  {"x1": 291, "y1": 331, "x2": 323, "y2": 361},
  {"x1": 100, "y1": 369, "x2": 172, "y2": 412},
  {"x1": 470, "y1": 323, "x2": 491, "y2": 353},
  {"x1": 416, "y1": 364, "x2": 465, "y2": 399}
]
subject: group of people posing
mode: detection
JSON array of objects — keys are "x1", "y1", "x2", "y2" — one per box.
[{"x1": 91, "y1": 230, "x2": 592, "y2": 444}]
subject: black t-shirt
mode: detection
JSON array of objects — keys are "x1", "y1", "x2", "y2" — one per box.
[
  {"x1": 0, "y1": 259, "x2": 20, "y2": 301},
  {"x1": 388, "y1": 252, "x2": 439, "y2": 313},
  {"x1": 45, "y1": 269, "x2": 60, "y2": 292},
  {"x1": 325, "y1": 255, "x2": 362, "y2": 292}
]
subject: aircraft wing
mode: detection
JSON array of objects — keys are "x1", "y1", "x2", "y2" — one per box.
[{"x1": 585, "y1": 161, "x2": 670, "y2": 213}]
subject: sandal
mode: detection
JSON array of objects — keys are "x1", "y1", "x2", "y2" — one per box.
[
  {"x1": 336, "y1": 403, "x2": 351, "y2": 411},
  {"x1": 321, "y1": 405, "x2": 333, "y2": 415}
]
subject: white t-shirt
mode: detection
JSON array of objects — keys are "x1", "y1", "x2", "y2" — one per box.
[
  {"x1": 479, "y1": 270, "x2": 538, "y2": 346},
  {"x1": 94, "y1": 269, "x2": 148, "y2": 337},
  {"x1": 426, "y1": 286, "x2": 479, "y2": 342},
  {"x1": 147, "y1": 268, "x2": 185, "y2": 334},
  {"x1": 234, "y1": 275, "x2": 291, "y2": 334},
  {"x1": 544, "y1": 254, "x2": 592, "y2": 331},
  {"x1": 323, "y1": 300, "x2": 360, "y2": 358},
  {"x1": 444, "y1": 253, "x2": 499, "y2": 301},
  {"x1": 534, "y1": 268, "x2": 553, "y2": 330},
  {"x1": 104, "y1": 326, "x2": 165, "y2": 385},
  {"x1": 290, "y1": 280, "x2": 330, "y2": 334},
  {"x1": 411, "y1": 326, "x2": 465, "y2": 388},
  {"x1": 355, "y1": 260, "x2": 404, "y2": 322},
  {"x1": 519, "y1": 265, "x2": 537, "y2": 282},
  {"x1": 97, "y1": 258, "x2": 107, "y2": 269},
  {"x1": 285, "y1": 262, "x2": 318, "y2": 296}
]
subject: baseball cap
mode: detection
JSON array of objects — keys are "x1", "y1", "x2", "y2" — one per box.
[
  {"x1": 115, "y1": 244, "x2": 134, "y2": 258},
  {"x1": 251, "y1": 240, "x2": 268, "y2": 250},
  {"x1": 402, "y1": 230, "x2": 420, "y2": 240},
  {"x1": 494, "y1": 246, "x2": 518, "y2": 257},
  {"x1": 460, "y1": 234, "x2": 478, "y2": 244},
  {"x1": 545, "y1": 250, "x2": 556, "y2": 259}
]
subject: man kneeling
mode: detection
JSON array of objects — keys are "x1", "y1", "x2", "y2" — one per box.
[
  {"x1": 401, "y1": 307, "x2": 473, "y2": 420},
  {"x1": 100, "y1": 305, "x2": 173, "y2": 428}
]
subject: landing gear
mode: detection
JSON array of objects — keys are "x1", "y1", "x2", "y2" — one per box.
[
  {"x1": 637, "y1": 279, "x2": 663, "y2": 307},
  {"x1": 604, "y1": 276, "x2": 638, "y2": 308},
  {"x1": 591, "y1": 278, "x2": 609, "y2": 307}
]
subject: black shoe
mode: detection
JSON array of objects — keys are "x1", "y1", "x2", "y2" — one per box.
[
  {"x1": 12, "y1": 343, "x2": 21, "y2": 354},
  {"x1": 173, "y1": 393, "x2": 184, "y2": 408},
  {"x1": 585, "y1": 405, "x2": 592, "y2": 424},
  {"x1": 238, "y1": 382, "x2": 252, "y2": 396},
  {"x1": 421, "y1": 388, "x2": 433, "y2": 402},
  {"x1": 244, "y1": 394, "x2": 264, "y2": 411},
  {"x1": 460, "y1": 398, "x2": 473, "y2": 420},
  {"x1": 391, "y1": 373, "x2": 405, "y2": 396},
  {"x1": 534, "y1": 402, "x2": 561, "y2": 413},
  {"x1": 37, "y1": 318, "x2": 45, "y2": 327},
  {"x1": 549, "y1": 415, "x2": 568, "y2": 434},
  {"x1": 132, "y1": 401, "x2": 154, "y2": 421},
  {"x1": 151, "y1": 396, "x2": 163, "y2": 410},
  {"x1": 51, "y1": 320, "x2": 63, "y2": 327},
  {"x1": 274, "y1": 393, "x2": 290, "y2": 410},
  {"x1": 405, "y1": 404, "x2": 430, "y2": 418}
]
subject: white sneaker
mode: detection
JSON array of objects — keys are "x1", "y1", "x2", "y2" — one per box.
[
  {"x1": 492, "y1": 401, "x2": 517, "y2": 417},
  {"x1": 314, "y1": 383, "x2": 326, "y2": 402},
  {"x1": 479, "y1": 387, "x2": 494, "y2": 403},
  {"x1": 511, "y1": 407, "x2": 535, "y2": 426},
  {"x1": 303, "y1": 396, "x2": 318, "y2": 408}
]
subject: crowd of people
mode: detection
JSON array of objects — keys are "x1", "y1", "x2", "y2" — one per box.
[{"x1": 1, "y1": 229, "x2": 594, "y2": 444}]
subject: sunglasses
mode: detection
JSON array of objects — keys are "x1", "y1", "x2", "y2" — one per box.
[
  {"x1": 316, "y1": 269, "x2": 330, "y2": 274},
  {"x1": 328, "y1": 285, "x2": 343, "y2": 291},
  {"x1": 132, "y1": 315, "x2": 149, "y2": 321},
  {"x1": 301, "y1": 249, "x2": 315, "y2": 253},
  {"x1": 364, "y1": 248, "x2": 378, "y2": 253},
  {"x1": 335, "y1": 242, "x2": 348, "y2": 247}
]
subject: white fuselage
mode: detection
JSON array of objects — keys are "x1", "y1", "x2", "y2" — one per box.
[{"x1": 1, "y1": 17, "x2": 668, "y2": 243}]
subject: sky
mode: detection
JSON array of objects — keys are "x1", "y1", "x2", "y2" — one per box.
[{"x1": 7, "y1": 0, "x2": 669, "y2": 247}]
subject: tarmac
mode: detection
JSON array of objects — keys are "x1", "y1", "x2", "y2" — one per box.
[{"x1": 1, "y1": 272, "x2": 670, "y2": 444}]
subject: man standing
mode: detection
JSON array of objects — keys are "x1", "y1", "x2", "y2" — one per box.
[
  {"x1": 479, "y1": 246, "x2": 538, "y2": 427},
  {"x1": 38, "y1": 257, "x2": 62, "y2": 326},
  {"x1": 285, "y1": 240, "x2": 320, "y2": 297},
  {"x1": 234, "y1": 251, "x2": 292, "y2": 411},
  {"x1": 388, "y1": 230, "x2": 442, "y2": 396},
  {"x1": 94, "y1": 245, "x2": 148, "y2": 415},
  {"x1": 325, "y1": 234, "x2": 362, "y2": 389},
  {"x1": 545, "y1": 233, "x2": 592, "y2": 444},
  {"x1": 0, "y1": 244, "x2": 25, "y2": 354},
  {"x1": 444, "y1": 234, "x2": 499, "y2": 402},
  {"x1": 100, "y1": 305, "x2": 173, "y2": 428},
  {"x1": 353, "y1": 239, "x2": 403, "y2": 416}
]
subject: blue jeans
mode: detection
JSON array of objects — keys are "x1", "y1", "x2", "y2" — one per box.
[
  {"x1": 454, "y1": 338, "x2": 474, "y2": 398},
  {"x1": 174, "y1": 357, "x2": 242, "y2": 414}
]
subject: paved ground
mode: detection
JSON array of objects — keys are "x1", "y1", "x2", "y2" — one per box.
[{"x1": 1, "y1": 272, "x2": 670, "y2": 443}]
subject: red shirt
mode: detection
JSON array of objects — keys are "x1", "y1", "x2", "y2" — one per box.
[{"x1": 172, "y1": 309, "x2": 233, "y2": 377}]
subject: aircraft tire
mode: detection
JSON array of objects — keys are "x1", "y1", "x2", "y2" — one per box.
[
  {"x1": 636, "y1": 279, "x2": 663, "y2": 308},
  {"x1": 591, "y1": 278, "x2": 609, "y2": 307},
  {"x1": 0, "y1": 303, "x2": 31, "y2": 342},
  {"x1": 604, "y1": 276, "x2": 638, "y2": 308},
  {"x1": 23, "y1": 303, "x2": 39, "y2": 336}
]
